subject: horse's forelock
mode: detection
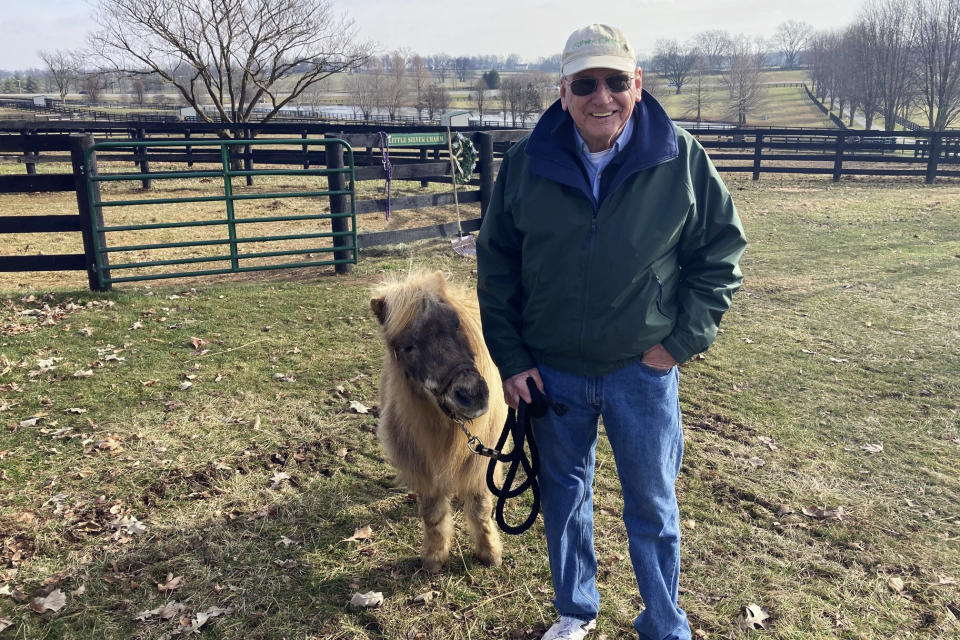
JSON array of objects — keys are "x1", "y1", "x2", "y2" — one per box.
[{"x1": 372, "y1": 271, "x2": 482, "y2": 351}]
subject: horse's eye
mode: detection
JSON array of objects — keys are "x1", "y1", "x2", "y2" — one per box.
[{"x1": 402, "y1": 344, "x2": 416, "y2": 353}]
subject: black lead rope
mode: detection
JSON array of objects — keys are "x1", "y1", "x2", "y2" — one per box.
[{"x1": 485, "y1": 378, "x2": 566, "y2": 535}]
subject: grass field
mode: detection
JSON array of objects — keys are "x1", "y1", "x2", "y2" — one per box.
[{"x1": 0, "y1": 174, "x2": 958, "y2": 639}]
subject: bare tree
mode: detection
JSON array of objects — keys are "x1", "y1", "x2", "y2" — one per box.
[
  {"x1": 88, "y1": 0, "x2": 371, "y2": 126},
  {"x1": 472, "y1": 77, "x2": 488, "y2": 122},
  {"x1": 722, "y1": 36, "x2": 766, "y2": 125},
  {"x1": 913, "y1": 0, "x2": 960, "y2": 130},
  {"x1": 857, "y1": 0, "x2": 916, "y2": 129},
  {"x1": 453, "y1": 57, "x2": 473, "y2": 83},
  {"x1": 641, "y1": 72, "x2": 667, "y2": 99},
  {"x1": 38, "y1": 49, "x2": 78, "y2": 104},
  {"x1": 384, "y1": 50, "x2": 408, "y2": 120},
  {"x1": 682, "y1": 58, "x2": 714, "y2": 123},
  {"x1": 500, "y1": 78, "x2": 522, "y2": 126},
  {"x1": 845, "y1": 23, "x2": 883, "y2": 129},
  {"x1": 653, "y1": 39, "x2": 700, "y2": 94},
  {"x1": 411, "y1": 54, "x2": 428, "y2": 119},
  {"x1": 433, "y1": 53, "x2": 451, "y2": 83},
  {"x1": 81, "y1": 70, "x2": 108, "y2": 104},
  {"x1": 423, "y1": 83, "x2": 449, "y2": 120},
  {"x1": 774, "y1": 20, "x2": 814, "y2": 69},
  {"x1": 695, "y1": 29, "x2": 732, "y2": 71},
  {"x1": 351, "y1": 57, "x2": 384, "y2": 121},
  {"x1": 131, "y1": 76, "x2": 146, "y2": 104}
]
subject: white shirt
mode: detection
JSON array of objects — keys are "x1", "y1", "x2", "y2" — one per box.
[{"x1": 573, "y1": 115, "x2": 635, "y2": 202}]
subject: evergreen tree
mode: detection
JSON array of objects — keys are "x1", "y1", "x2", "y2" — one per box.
[{"x1": 482, "y1": 69, "x2": 501, "y2": 90}]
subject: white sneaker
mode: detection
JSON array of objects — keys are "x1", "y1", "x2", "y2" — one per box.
[{"x1": 541, "y1": 615, "x2": 597, "y2": 640}]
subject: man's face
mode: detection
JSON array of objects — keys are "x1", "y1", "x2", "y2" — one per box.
[{"x1": 560, "y1": 67, "x2": 642, "y2": 153}]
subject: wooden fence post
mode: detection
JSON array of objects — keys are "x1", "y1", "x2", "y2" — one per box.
[
  {"x1": 136, "y1": 128, "x2": 152, "y2": 189},
  {"x1": 301, "y1": 130, "x2": 310, "y2": 170},
  {"x1": 925, "y1": 133, "x2": 941, "y2": 185},
  {"x1": 244, "y1": 127, "x2": 254, "y2": 186},
  {"x1": 419, "y1": 147, "x2": 429, "y2": 188},
  {"x1": 325, "y1": 134, "x2": 353, "y2": 275},
  {"x1": 752, "y1": 133, "x2": 763, "y2": 181},
  {"x1": 477, "y1": 132, "x2": 494, "y2": 218},
  {"x1": 832, "y1": 133, "x2": 845, "y2": 182},
  {"x1": 71, "y1": 134, "x2": 111, "y2": 291},
  {"x1": 23, "y1": 129, "x2": 37, "y2": 175}
]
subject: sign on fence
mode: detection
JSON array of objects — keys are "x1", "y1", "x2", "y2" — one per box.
[{"x1": 386, "y1": 132, "x2": 446, "y2": 147}]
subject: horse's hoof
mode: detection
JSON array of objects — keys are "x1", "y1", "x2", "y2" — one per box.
[
  {"x1": 422, "y1": 557, "x2": 444, "y2": 574},
  {"x1": 477, "y1": 550, "x2": 502, "y2": 567}
]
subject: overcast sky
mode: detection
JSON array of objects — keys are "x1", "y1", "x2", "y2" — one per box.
[{"x1": 1, "y1": 0, "x2": 864, "y2": 71}]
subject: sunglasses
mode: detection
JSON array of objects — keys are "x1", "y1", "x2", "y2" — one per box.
[{"x1": 567, "y1": 74, "x2": 633, "y2": 97}]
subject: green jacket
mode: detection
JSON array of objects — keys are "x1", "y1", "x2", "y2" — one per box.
[{"x1": 476, "y1": 93, "x2": 747, "y2": 378}]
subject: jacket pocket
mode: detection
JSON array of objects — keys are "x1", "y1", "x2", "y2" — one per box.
[{"x1": 651, "y1": 253, "x2": 679, "y2": 320}]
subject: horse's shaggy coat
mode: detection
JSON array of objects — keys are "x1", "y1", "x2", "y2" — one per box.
[{"x1": 371, "y1": 271, "x2": 506, "y2": 572}]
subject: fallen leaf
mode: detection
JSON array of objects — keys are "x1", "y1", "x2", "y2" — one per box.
[
  {"x1": 413, "y1": 590, "x2": 437, "y2": 604},
  {"x1": 110, "y1": 515, "x2": 147, "y2": 535},
  {"x1": 737, "y1": 603, "x2": 769, "y2": 631},
  {"x1": 19, "y1": 417, "x2": 39, "y2": 428},
  {"x1": 134, "y1": 601, "x2": 184, "y2": 622},
  {"x1": 802, "y1": 505, "x2": 846, "y2": 521},
  {"x1": 178, "y1": 381, "x2": 193, "y2": 391},
  {"x1": 29, "y1": 589, "x2": 66, "y2": 613},
  {"x1": 270, "y1": 471, "x2": 291, "y2": 489},
  {"x1": 174, "y1": 605, "x2": 232, "y2": 633},
  {"x1": 861, "y1": 442, "x2": 883, "y2": 454},
  {"x1": 349, "y1": 591, "x2": 383, "y2": 608},
  {"x1": 157, "y1": 573, "x2": 184, "y2": 593},
  {"x1": 343, "y1": 525, "x2": 373, "y2": 542},
  {"x1": 129, "y1": 321, "x2": 143, "y2": 330},
  {"x1": 274, "y1": 559, "x2": 297, "y2": 569},
  {"x1": 73, "y1": 369, "x2": 94, "y2": 378},
  {"x1": 64, "y1": 408, "x2": 87, "y2": 415},
  {"x1": 78, "y1": 327, "x2": 94, "y2": 337},
  {"x1": 888, "y1": 576, "x2": 906, "y2": 594},
  {"x1": 349, "y1": 401, "x2": 370, "y2": 414},
  {"x1": 0, "y1": 618, "x2": 11, "y2": 632}
]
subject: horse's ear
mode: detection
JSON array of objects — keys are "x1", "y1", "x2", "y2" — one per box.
[
  {"x1": 432, "y1": 270, "x2": 447, "y2": 291},
  {"x1": 370, "y1": 296, "x2": 387, "y2": 325}
]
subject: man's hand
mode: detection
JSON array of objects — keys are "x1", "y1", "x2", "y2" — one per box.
[
  {"x1": 641, "y1": 344, "x2": 678, "y2": 370},
  {"x1": 502, "y1": 368, "x2": 544, "y2": 410}
]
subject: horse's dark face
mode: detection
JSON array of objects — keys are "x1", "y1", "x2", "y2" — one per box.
[{"x1": 372, "y1": 295, "x2": 490, "y2": 421}]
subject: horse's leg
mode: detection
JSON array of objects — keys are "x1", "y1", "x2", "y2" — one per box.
[
  {"x1": 464, "y1": 490, "x2": 502, "y2": 567},
  {"x1": 418, "y1": 492, "x2": 452, "y2": 573}
]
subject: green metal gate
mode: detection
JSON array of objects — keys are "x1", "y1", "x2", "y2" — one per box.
[{"x1": 83, "y1": 137, "x2": 356, "y2": 290}]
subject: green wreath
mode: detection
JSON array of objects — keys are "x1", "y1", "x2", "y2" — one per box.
[{"x1": 451, "y1": 132, "x2": 478, "y2": 185}]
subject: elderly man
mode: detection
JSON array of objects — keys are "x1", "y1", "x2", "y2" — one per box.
[{"x1": 477, "y1": 24, "x2": 747, "y2": 640}]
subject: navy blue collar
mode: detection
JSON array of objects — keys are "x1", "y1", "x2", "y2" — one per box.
[{"x1": 524, "y1": 89, "x2": 679, "y2": 205}]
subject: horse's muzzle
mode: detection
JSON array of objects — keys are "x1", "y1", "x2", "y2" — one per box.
[{"x1": 442, "y1": 369, "x2": 490, "y2": 420}]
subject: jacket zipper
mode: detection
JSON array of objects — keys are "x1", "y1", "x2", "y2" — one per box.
[{"x1": 578, "y1": 200, "x2": 600, "y2": 367}]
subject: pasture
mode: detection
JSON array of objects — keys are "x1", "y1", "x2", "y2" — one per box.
[{"x1": 0, "y1": 174, "x2": 958, "y2": 639}]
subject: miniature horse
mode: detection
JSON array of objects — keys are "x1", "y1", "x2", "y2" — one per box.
[{"x1": 371, "y1": 270, "x2": 506, "y2": 573}]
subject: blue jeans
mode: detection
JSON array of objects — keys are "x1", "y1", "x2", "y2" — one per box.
[{"x1": 534, "y1": 360, "x2": 690, "y2": 640}]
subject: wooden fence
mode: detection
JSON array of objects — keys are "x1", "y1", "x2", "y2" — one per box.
[
  {"x1": 0, "y1": 134, "x2": 101, "y2": 289},
  {"x1": 1, "y1": 124, "x2": 958, "y2": 289}
]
